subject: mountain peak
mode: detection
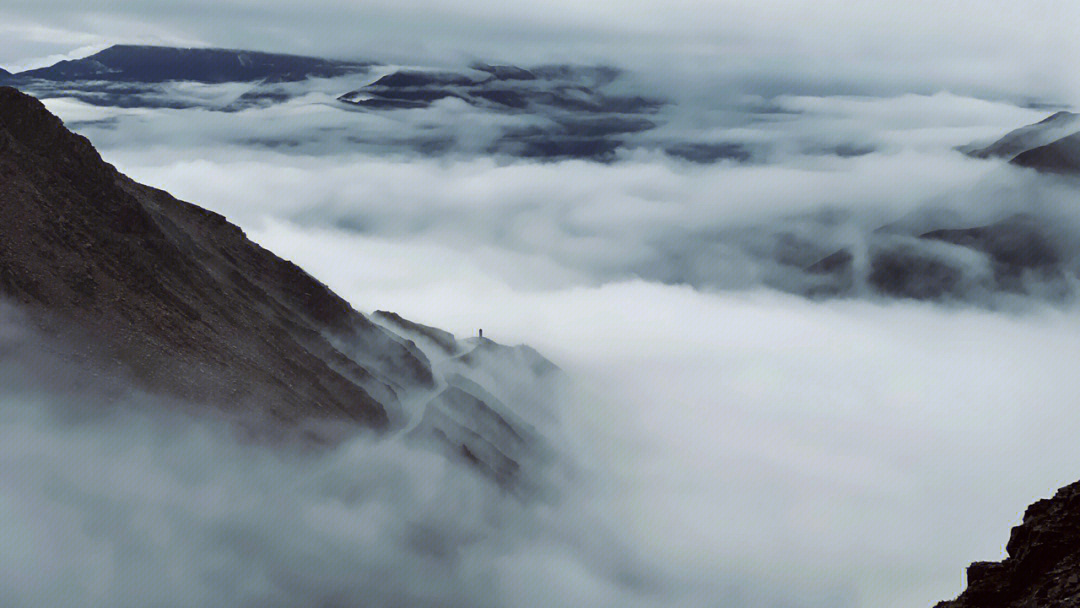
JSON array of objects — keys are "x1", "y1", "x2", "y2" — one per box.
[{"x1": 1037, "y1": 110, "x2": 1079, "y2": 125}]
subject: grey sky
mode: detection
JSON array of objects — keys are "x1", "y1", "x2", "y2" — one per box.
[{"x1": 2, "y1": 1, "x2": 1079, "y2": 104}]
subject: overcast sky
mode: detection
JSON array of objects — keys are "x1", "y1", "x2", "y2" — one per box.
[{"x1": 3, "y1": 1, "x2": 1080, "y2": 105}]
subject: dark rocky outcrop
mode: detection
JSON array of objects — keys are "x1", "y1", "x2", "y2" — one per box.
[
  {"x1": 367, "y1": 313, "x2": 561, "y2": 489},
  {"x1": 0, "y1": 86, "x2": 431, "y2": 430},
  {"x1": 338, "y1": 64, "x2": 663, "y2": 116},
  {"x1": 335, "y1": 63, "x2": 666, "y2": 160},
  {"x1": 15, "y1": 45, "x2": 371, "y2": 83},
  {"x1": 936, "y1": 480, "x2": 1080, "y2": 608}
]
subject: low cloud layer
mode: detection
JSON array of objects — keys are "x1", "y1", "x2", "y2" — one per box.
[
  {"x1": 7, "y1": 284, "x2": 1080, "y2": 608},
  {"x1": 49, "y1": 90, "x2": 1080, "y2": 302},
  {"x1": 6, "y1": 38, "x2": 1080, "y2": 608}
]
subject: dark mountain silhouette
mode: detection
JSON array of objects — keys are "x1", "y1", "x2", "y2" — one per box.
[
  {"x1": 804, "y1": 214, "x2": 1068, "y2": 300},
  {"x1": 0, "y1": 85, "x2": 432, "y2": 429},
  {"x1": 15, "y1": 45, "x2": 371, "y2": 83},
  {"x1": 336, "y1": 63, "x2": 664, "y2": 161},
  {"x1": 1012, "y1": 132, "x2": 1080, "y2": 175},
  {"x1": 936, "y1": 480, "x2": 1080, "y2": 608},
  {"x1": 960, "y1": 110, "x2": 1080, "y2": 175},
  {"x1": 962, "y1": 111, "x2": 1080, "y2": 160},
  {"x1": 338, "y1": 64, "x2": 662, "y2": 116},
  {"x1": 7, "y1": 46, "x2": 678, "y2": 161}
]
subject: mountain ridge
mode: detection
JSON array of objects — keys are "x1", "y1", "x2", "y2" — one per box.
[
  {"x1": 0, "y1": 85, "x2": 429, "y2": 429},
  {"x1": 0, "y1": 86, "x2": 558, "y2": 489}
]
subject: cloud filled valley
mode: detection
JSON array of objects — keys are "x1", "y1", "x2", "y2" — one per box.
[{"x1": 4, "y1": 30, "x2": 1080, "y2": 608}]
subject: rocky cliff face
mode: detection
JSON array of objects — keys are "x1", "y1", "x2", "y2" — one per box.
[
  {"x1": 937, "y1": 481, "x2": 1080, "y2": 608},
  {"x1": 0, "y1": 86, "x2": 558, "y2": 488},
  {"x1": 0, "y1": 85, "x2": 434, "y2": 429}
]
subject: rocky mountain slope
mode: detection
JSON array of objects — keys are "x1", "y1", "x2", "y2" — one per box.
[
  {"x1": 0, "y1": 85, "x2": 428, "y2": 427},
  {"x1": 936, "y1": 480, "x2": 1080, "y2": 608},
  {"x1": 0, "y1": 86, "x2": 554, "y2": 488}
]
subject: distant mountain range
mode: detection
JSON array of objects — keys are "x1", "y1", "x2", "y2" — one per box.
[
  {"x1": 0, "y1": 44, "x2": 725, "y2": 162},
  {"x1": 6, "y1": 45, "x2": 1080, "y2": 304},
  {"x1": 778, "y1": 113, "x2": 1080, "y2": 302},
  {"x1": 8, "y1": 45, "x2": 373, "y2": 83},
  {"x1": 962, "y1": 110, "x2": 1080, "y2": 174},
  {"x1": 0, "y1": 85, "x2": 558, "y2": 491}
]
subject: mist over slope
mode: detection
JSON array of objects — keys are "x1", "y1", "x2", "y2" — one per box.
[{"x1": 0, "y1": 85, "x2": 569, "y2": 500}]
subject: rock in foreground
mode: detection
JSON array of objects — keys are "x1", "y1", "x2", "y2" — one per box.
[{"x1": 937, "y1": 480, "x2": 1080, "y2": 608}]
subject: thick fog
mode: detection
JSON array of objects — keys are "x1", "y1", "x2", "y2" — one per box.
[
  {"x1": 3, "y1": 1, "x2": 1080, "y2": 600},
  {"x1": 2, "y1": 76, "x2": 1078, "y2": 608}
]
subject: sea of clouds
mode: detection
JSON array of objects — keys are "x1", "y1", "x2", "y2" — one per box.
[{"x1": 4, "y1": 41, "x2": 1080, "y2": 608}]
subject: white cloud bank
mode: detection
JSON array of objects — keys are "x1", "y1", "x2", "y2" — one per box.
[
  {"x1": 6, "y1": 283, "x2": 1080, "y2": 608},
  {"x1": 4, "y1": 47, "x2": 1080, "y2": 608}
]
